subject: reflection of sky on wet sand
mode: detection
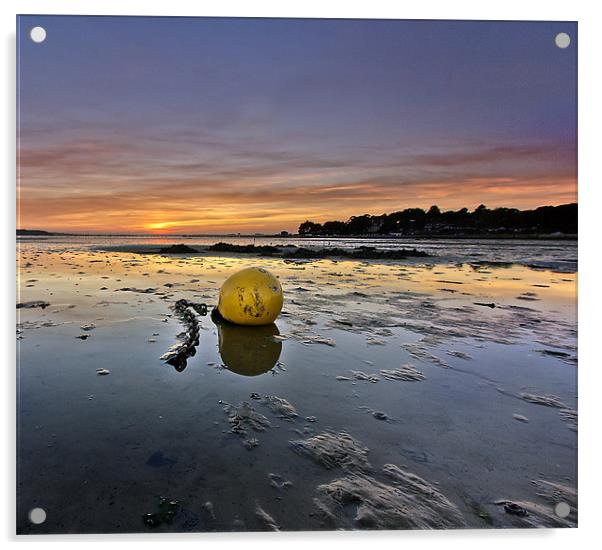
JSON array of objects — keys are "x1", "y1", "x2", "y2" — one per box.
[
  {"x1": 17, "y1": 241, "x2": 577, "y2": 533},
  {"x1": 18, "y1": 244, "x2": 577, "y2": 312}
]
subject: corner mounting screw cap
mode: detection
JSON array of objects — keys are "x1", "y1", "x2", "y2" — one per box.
[
  {"x1": 554, "y1": 501, "x2": 570, "y2": 518},
  {"x1": 555, "y1": 32, "x2": 570, "y2": 49},
  {"x1": 30, "y1": 26, "x2": 46, "y2": 43},
  {"x1": 29, "y1": 507, "x2": 46, "y2": 524}
]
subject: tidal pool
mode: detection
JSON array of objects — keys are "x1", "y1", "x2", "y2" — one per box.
[{"x1": 16, "y1": 238, "x2": 577, "y2": 533}]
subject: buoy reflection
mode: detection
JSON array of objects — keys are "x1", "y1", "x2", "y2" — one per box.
[{"x1": 212, "y1": 310, "x2": 282, "y2": 376}]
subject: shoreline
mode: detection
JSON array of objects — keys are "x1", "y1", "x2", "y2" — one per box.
[
  {"x1": 94, "y1": 242, "x2": 430, "y2": 261},
  {"x1": 87, "y1": 242, "x2": 577, "y2": 274},
  {"x1": 18, "y1": 232, "x2": 578, "y2": 241}
]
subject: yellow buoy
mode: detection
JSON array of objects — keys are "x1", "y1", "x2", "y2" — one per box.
[{"x1": 217, "y1": 267, "x2": 283, "y2": 326}]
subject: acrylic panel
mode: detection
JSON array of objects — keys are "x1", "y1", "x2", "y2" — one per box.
[{"x1": 16, "y1": 15, "x2": 577, "y2": 534}]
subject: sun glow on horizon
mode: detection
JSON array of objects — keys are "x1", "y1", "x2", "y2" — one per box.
[{"x1": 18, "y1": 174, "x2": 576, "y2": 234}]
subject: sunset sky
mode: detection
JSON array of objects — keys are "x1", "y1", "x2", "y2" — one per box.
[{"x1": 17, "y1": 16, "x2": 577, "y2": 234}]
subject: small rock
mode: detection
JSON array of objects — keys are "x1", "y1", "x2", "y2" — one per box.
[
  {"x1": 17, "y1": 300, "x2": 50, "y2": 309},
  {"x1": 503, "y1": 502, "x2": 530, "y2": 517}
]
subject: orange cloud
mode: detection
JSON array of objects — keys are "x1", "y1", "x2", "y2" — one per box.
[{"x1": 16, "y1": 137, "x2": 576, "y2": 233}]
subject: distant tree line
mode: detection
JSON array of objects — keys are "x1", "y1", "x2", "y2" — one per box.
[{"x1": 298, "y1": 203, "x2": 577, "y2": 236}]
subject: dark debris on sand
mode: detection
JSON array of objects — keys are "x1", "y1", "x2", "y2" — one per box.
[
  {"x1": 17, "y1": 300, "x2": 50, "y2": 309},
  {"x1": 207, "y1": 242, "x2": 428, "y2": 260},
  {"x1": 494, "y1": 479, "x2": 577, "y2": 527},
  {"x1": 158, "y1": 244, "x2": 199, "y2": 254}
]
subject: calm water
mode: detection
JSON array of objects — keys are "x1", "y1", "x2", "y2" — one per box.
[{"x1": 17, "y1": 237, "x2": 577, "y2": 533}]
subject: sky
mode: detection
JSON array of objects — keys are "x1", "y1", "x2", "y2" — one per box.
[{"x1": 17, "y1": 16, "x2": 577, "y2": 234}]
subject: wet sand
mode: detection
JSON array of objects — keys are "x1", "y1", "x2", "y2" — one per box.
[{"x1": 16, "y1": 239, "x2": 577, "y2": 532}]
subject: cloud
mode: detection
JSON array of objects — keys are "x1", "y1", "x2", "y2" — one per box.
[{"x1": 17, "y1": 134, "x2": 576, "y2": 232}]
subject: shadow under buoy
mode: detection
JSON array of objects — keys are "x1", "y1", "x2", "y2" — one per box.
[{"x1": 212, "y1": 309, "x2": 282, "y2": 376}]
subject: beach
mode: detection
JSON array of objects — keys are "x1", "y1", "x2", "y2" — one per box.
[{"x1": 16, "y1": 236, "x2": 577, "y2": 532}]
